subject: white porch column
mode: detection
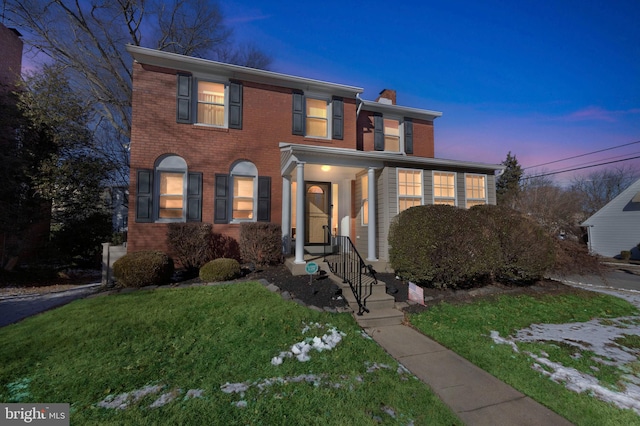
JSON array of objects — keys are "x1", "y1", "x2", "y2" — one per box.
[
  {"x1": 294, "y1": 162, "x2": 306, "y2": 264},
  {"x1": 281, "y1": 174, "x2": 291, "y2": 255},
  {"x1": 367, "y1": 167, "x2": 377, "y2": 261}
]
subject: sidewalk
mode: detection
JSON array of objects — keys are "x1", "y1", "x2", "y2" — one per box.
[{"x1": 365, "y1": 324, "x2": 573, "y2": 426}]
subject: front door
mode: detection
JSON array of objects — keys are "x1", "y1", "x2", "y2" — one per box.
[{"x1": 305, "y1": 182, "x2": 331, "y2": 244}]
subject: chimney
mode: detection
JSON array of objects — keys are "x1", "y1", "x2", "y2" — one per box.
[{"x1": 376, "y1": 89, "x2": 396, "y2": 105}]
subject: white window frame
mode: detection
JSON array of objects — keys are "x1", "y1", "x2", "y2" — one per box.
[
  {"x1": 465, "y1": 173, "x2": 487, "y2": 208},
  {"x1": 383, "y1": 117, "x2": 403, "y2": 153},
  {"x1": 361, "y1": 174, "x2": 369, "y2": 226},
  {"x1": 155, "y1": 155, "x2": 187, "y2": 223},
  {"x1": 195, "y1": 77, "x2": 229, "y2": 128},
  {"x1": 432, "y1": 171, "x2": 457, "y2": 206},
  {"x1": 397, "y1": 168, "x2": 423, "y2": 213},
  {"x1": 305, "y1": 93, "x2": 331, "y2": 139},
  {"x1": 230, "y1": 161, "x2": 258, "y2": 222}
]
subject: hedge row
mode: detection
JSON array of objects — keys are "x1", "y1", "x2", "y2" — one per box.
[{"x1": 389, "y1": 204, "x2": 555, "y2": 289}]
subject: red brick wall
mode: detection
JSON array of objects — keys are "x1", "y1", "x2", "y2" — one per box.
[
  {"x1": 128, "y1": 62, "x2": 358, "y2": 253},
  {"x1": 0, "y1": 24, "x2": 23, "y2": 92},
  {"x1": 356, "y1": 111, "x2": 434, "y2": 157}
]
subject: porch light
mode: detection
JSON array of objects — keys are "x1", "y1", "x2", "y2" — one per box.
[{"x1": 321, "y1": 165, "x2": 331, "y2": 172}]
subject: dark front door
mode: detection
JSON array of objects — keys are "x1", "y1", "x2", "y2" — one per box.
[{"x1": 305, "y1": 182, "x2": 331, "y2": 244}]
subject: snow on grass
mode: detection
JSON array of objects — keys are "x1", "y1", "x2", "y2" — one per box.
[
  {"x1": 491, "y1": 313, "x2": 640, "y2": 413},
  {"x1": 97, "y1": 385, "x2": 204, "y2": 410},
  {"x1": 271, "y1": 322, "x2": 346, "y2": 365}
]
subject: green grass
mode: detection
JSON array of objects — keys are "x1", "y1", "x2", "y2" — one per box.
[
  {"x1": 0, "y1": 282, "x2": 461, "y2": 425},
  {"x1": 409, "y1": 293, "x2": 640, "y2": 426}
]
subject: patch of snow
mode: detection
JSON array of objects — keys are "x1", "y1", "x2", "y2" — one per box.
[
  {"x1": 220, "y1": 382, "x2": 250, "y2": 395},
  {"x1": 185, "y1": 389, "x2": 204, "y2": 399},
  {"x1": 97, "y1": 384, "x2": 163, "y2": 410},
  {"x1": 235, "y1": 400, "x2": 247, "y2": 408},
  {"x1": 150, "y1": 388, "x2": 181, "y2": 408},
  {"x1": 272, "y1": 324, "x2": 346, "y2": 365}
]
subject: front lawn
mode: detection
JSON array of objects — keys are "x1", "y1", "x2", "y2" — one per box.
[
  {"x1": 409, "y1": 292, "x2": 640, "y2": 425},
  {"x1": 0, "y1": 282, "x2": 460, "y2": 425}
]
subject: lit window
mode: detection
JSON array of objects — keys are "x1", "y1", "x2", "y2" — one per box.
[
  {"x1": 398, "y1": 169, "x2": 423, "y2": 213},
  {"x1": 159, "y1": 172, "x2": 185, "y2": 218},
  {"x1": 306, "y1": 98, "x2": 328, "y2": 138},
  {"x1": 361, "y1": 174, "x2": 369, "y2": 225},
  {"x1": 466, "y1": 174, "x2": 486, "y2": 208},
  {"x1": 197, "y1": 81, "x2": 225, "y2": 126},
  {"x1": 433, "y1": 172, "x2": 456, "y2": 206},
  {"x1": 230, "y1": 161, "x2": 258, "y2": 221},
  {"x1": 384, "y1": 119, "x2": 400, "y2": 152}
]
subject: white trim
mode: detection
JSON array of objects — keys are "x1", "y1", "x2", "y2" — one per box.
[
  {"x1": 464, "y1": 173, "x2": 488, "y2": 208},
  {"x1": 432, "y1": 171, "x2": 457, "y2": 206},
  {"x1": 397, "y1": 168, "x2": 424, "y2": 213}
]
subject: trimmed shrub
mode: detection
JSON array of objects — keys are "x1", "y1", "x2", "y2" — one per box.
[
  {"x1": 621, "y1": 250, "x2": 631, "y2": 260},
  {"x1": 167, "y1": 223, "x2": 240, "y2": 273},
  {"x1": 199, "y1": 258, "x2": 241, "y2": 282},
  {"x1": 552, "y1": 238, "x2": 602, "y2": 276},
  {"x1": 389, "y1": 205, "x2": 499, "y2": 289},
  {"x1": 239, "y1": 222, "x2": 282, "y2": 266},
  {"x1": 470, "y1": 205, "x2": 555, "y2": 284},
  {"x1": 112, "y1": 251, "x2": 174, "y2": 288}
]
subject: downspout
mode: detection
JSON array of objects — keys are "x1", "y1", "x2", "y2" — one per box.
[{"x1": 356, "y1": 93, "x2": 363, "y2": 118}]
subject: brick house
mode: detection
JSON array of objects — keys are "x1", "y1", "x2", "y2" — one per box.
[{"x1": 126, "y1": 45, "x2": 501, "y2": 273}]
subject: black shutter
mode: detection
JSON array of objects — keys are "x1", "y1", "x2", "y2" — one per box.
[
  {"x1": 257, "y1": 176, "x2": 271, "y2": 222},
  {"x1": 176, "y1": 74, "x2": 192, "y2": 123},
  {"x1": 229, "y1": 81, "x2": 243, "y2": 129},
  {"x1": 186, "y1": 172, "x2": 202, "y2": 222},
  {"x1": 332, "y1": 97, "x2": 344, "y2": 140},
  {"x1": 214, "y1": 174, "x2": 229, "y2": 224},
  {"x1": 292, "y1": 91, "x2": 305, "y2": 135},
  {"x1": 404, "y1": 118, "x2": 413, "y2": 154},
  {"x1": 136, "y1": 169, "x2": 154, "y2": 222},
  {"x1": 374, "y1": 114, "x2": 384, "y2": 151}
]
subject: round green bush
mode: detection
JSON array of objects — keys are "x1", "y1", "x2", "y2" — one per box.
[
  {"x1": 112, "y1": 250, "x2": 174, "y2": 288},
  {"x1": 199, "y1": 258, "x2": 241, "y2": 282}
]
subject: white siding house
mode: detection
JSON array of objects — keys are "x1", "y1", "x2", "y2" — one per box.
[{"x1": 581, "y1": 178, "x2": 640, "y2": 259}]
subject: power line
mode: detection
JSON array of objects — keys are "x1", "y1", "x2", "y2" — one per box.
[
  {"x1": 523, "y1": 140, "x2": 640, "y2": 170},
  {"x1": 522, "y1": 154, "x2": 640, "y2": 180}
]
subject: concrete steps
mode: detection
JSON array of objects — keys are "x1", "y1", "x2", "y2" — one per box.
[{"x1": 327, "y1": 271, "x2": 405, "y2": 327}]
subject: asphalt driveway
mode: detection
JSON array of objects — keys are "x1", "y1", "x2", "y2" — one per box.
[{"x1": 0, "y1": 283, "x2": 100, "y2": 327}]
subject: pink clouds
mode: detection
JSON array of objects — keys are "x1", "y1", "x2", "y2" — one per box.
[{"x1": 564, "y1": 106, "x2": 640, "y2": 123}]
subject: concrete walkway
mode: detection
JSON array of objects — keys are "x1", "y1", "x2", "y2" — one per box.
[{"x1": 365, "y1": 324, "x2": 573, "y2": 426}]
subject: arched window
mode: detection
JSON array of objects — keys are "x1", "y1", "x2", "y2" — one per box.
[
  {"x1": 156, "y1": 155, "x2": 187, "y2": 220},
  {"x1": 134, "y1": 155, "x2": 202, "y2": 223},
  {"x1": 230, "y1": 161, "x2": 258, "y2": 221}
]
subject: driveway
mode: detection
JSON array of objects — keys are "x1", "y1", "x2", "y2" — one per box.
[
  {"x1": 557, "y1": 263, "x2": 640, "y2": 292},
  {"x1": 0, "y1": 283, "x2": 100, "y2": 328}
]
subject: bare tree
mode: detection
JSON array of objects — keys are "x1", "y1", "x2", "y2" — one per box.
[
  {"x1": 5, "y1": 0, "x2": 272, "y2": 193},
  {"x1": 516, "y1": 175, "x2": 585, "y2": 239},
  {"x1": 570, "y1": 165, "x2": 639, "y2": 216}
]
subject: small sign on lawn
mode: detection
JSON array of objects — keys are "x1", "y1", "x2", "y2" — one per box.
[
  {"x1": 305, "y1": 262, "x2": 319, "y2": 284},
  {"x1": 408, "y1": 282, "x2": 425, "y2": 306}
]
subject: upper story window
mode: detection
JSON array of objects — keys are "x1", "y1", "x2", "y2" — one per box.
[
  {"x1": 134, "y1": 154, "x2": 203, "y2": 223},
  {"x1": 433, "y1": 172, "x2": 456, "y2": 206},
  {"x1": 306, "y1": 98, "x2": 329, "y2": 138},
  {"x1": 374, "y1": 115, "x2": 413, "y2": 154},
  {"x1": 398, "y1": 169, "x2": 423, "y2": 213},
  {"x1": 292, "y1": 92, "x2": 344, "y2": 140},
  {"x1": 176, "y1": 74, "x2": 242, "y2": 129},
  {"x1": 465, "y1": 174, "x2": 487, "y2": 208},
  {"x1": 197, "y1": 81, "x2": 226, "y2": 126},
  {"x1": 384, "y1": 118, "x2": 400, "y2": 152}
]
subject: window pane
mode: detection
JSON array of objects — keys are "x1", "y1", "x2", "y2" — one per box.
[
  {"x1": 434, "y1": 172, "x2": 455, "y2": 198},
  {"x1": 385, "y1": 135, "x2": 400, "y2": 152},
  {"x1": 306, "y1": 99, "x2": 327, "y2": 118},
  {"x1": 306, "y1": 117, "x2": 327, "y2": 137},
  {"x1": 434, "y1": 199, "x2": 456, "y2": 206},
  {"x1": 198, "y1": 82, "x2": 224, "y2": 104},
  {"x1": 197, "y1": 104, "x2": 224, "y2": 126},
  {"x1": 384, "y1": 119, "x2": 399, "y2": 136},
  {"x1": 160, "y1": 173, "x2": 184, "y2": 194},
  {"x1": 233, "y1": 176, "x2": 255, "y2": 220}
]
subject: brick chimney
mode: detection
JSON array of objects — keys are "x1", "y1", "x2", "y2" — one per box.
[{"x1": 375, "y1": 89, "x2": 396, "y2": 105}]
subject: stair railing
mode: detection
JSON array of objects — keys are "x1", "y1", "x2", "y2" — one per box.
[{"x1": 323, "y1": 226, "x2": 377, "y2": 315}]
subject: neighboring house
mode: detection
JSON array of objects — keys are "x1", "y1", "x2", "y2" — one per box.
[
  {"x1": 581, "y1": 178, "x2": 640, "y2": 260},
  {"x1": 125, "y1": 45, "x2": 502, "y2": 272}
]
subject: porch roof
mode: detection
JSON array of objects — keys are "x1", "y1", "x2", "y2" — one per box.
[{"x1": 280, "y1": 143, "x2": 504, "y2": 176}]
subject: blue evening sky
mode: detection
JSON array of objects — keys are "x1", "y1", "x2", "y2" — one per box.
[{"x1": 224, "y1": 0, "x2": 640, "y2": 184}]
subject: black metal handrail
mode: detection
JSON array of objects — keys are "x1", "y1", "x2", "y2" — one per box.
[{"x1": 322, "y1": 226, "x2": 377, "y2": 315}]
